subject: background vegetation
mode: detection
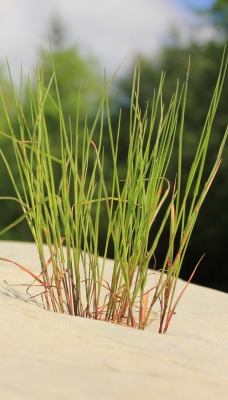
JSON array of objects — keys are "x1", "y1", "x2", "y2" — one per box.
[{"x1": 0, "y1": 1, "x2": 227, "y2": 292}]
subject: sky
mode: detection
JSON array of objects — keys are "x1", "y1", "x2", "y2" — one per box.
[
  {"x1": 0, "y1": 0, "x2": 217, "y2": 81},
  {"x1": 176, "y1": 0, "x2": 214, "y2": 9}
]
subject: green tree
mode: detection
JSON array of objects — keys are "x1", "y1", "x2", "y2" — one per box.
[
  {"x1": 197, "y1": 0, "x2": 228, "y2": 38},
  {"x1": 0, "y1": 20, "x2": 103, "y2": 242},
  {"x1": 110, "y1": 42, "x2": 228, "y2": 291},
  {"x1": 209, "y1": 0, "x2": 228, "y2": 36}
]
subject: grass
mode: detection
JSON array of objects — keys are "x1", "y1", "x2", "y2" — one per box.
[{"x1": 0, "y1": 51, "x2": 227, "y2": 333}]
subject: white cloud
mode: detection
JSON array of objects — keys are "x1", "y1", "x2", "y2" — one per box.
[{"x1": 0, "y1": 0, "x2": 218, "y2": 81}]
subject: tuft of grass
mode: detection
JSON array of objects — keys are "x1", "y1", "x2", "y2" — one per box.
[{"x1": 0, "y1": 51, "x2": 227, "y2": 333}]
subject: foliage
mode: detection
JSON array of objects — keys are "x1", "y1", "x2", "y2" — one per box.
[
  {"x1": 0, "y1": 53, "x2": 227, "y2": 333},
  {"x1": 0, "y1": 12, "x2": 227, "y2": 292},
  {"x1": 0, "y1": 43, "x2": 102, "y2": 241},
  {"x1": 205, "y1": 0, "x2": 228, "y2": 37},
  {"x1": 111, "y1": 42, "x2": 228, "y2": 290}
]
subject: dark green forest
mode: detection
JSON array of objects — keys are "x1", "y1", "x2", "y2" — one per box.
[{"x1": 0, "y1": 1, "x2": 227, "y2": 291}]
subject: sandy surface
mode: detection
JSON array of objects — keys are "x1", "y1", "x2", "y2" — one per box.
[{"x1": 0, "y1": 241, "x2": 227, "y2": 400}]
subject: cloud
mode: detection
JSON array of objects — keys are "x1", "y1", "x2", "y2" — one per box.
[{"x1": 0, "y1": 0, "x2": 218, "y2": 81}]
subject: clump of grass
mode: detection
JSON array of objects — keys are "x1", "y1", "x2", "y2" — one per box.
[{"x1": 0, "y1": 52, "x2": 227, "y2": 333}]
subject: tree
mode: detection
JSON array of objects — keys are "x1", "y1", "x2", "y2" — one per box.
[
  {"x1": 197, "y1": 0, "x2": 228, "y2": 38},
  {"x1": 110, "y1": 42, "x2": 228, "y2": 291},
  {"x1": 0, "y1": 18, "x2": 103, "y2": 241},
  {"x1": 209, "y1": 0, "x2": 228, "y2": 36}
]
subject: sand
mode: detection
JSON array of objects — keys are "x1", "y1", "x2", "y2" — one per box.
[{"x1": 0, "y1": 240, "x2": 227, "y2": 400}]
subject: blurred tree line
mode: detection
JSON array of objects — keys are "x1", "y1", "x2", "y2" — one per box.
[{"x1": 0, "y1": 2, "x2": 227, "y2": 291}]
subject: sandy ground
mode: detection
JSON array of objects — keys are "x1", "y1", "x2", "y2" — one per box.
[{"x1": 0, "y1": 240, "x2": 227, "y2": 400}]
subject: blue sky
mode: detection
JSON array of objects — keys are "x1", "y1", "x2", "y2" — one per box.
[
  {"x1": 0, "y1": 0, "x2": 218, "y2": 82},
  {"x1": 177, "y1": 0, "x2": 214, "y2": 9}
]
